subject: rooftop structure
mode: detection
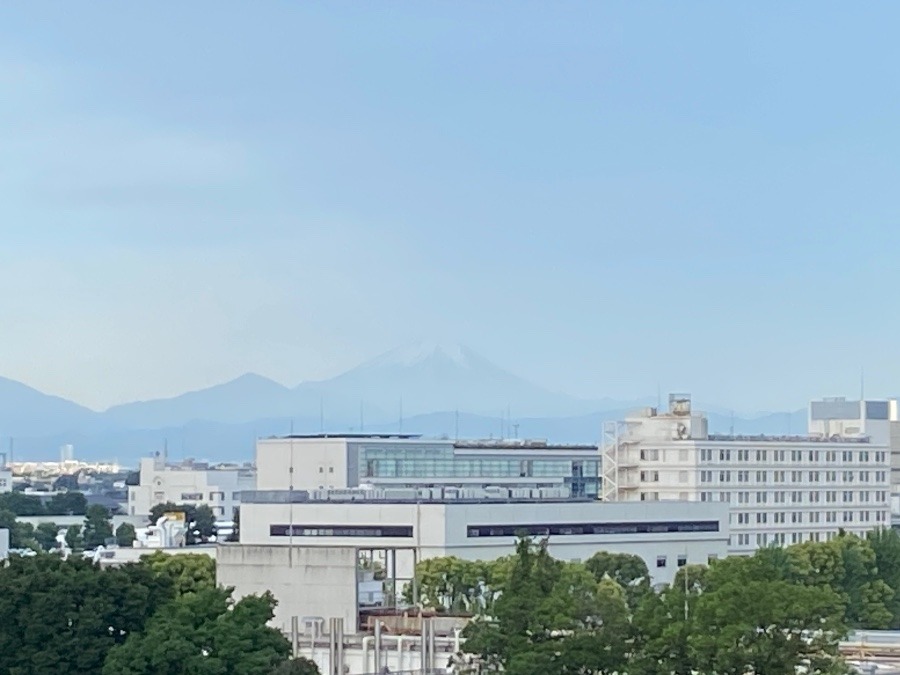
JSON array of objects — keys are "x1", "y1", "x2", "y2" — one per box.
[
  {"x1": 603, "y1": 394, "x2": 891, "y2": 555},
  {"x1": 256, "y1": 435, "x2": 600, "y2": 499}
]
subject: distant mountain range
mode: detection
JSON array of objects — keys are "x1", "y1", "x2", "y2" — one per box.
[{"x1": 0, "y1": 342, "x2": 808, "y2": 464}]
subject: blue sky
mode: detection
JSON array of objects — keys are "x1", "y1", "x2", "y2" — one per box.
[{"x1": 1, "y1": 3, "x2": 898, "y2": 411}]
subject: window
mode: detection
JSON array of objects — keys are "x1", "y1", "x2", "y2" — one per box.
[
  {"x1": 756, "y1": 491, "x2": 768, "y2": 504},
  {"x1": 719, "y1": 470, "x2": 731, "y2": 482},
  {"x1": 737, "y1": 513, "x2": 750, "y2": 525},
  {"x1": 719, "y1": 491, "x2": 730, "y2": 503},
  {"x1": 809, "y1": 512, "x2": 820, "y2": 523},
  {"x1": 791, "y1": 471, "x2": 802, "y2": 483},
  {"x1": 640, "y1": 470, "x2": 660, "y2": 482},
  {"x1": 774, "y1": 471, "x2": 786, "y2": 482},
  {"x1": 843, "y1": 471, "x2": 854, "y2": 483},
  {"x1": 791, "y1": 491, "x2": 802, "y2": 503},
  {"x1": 209, "y1": 491, "x2": 224, "y2": 501},
  {"x1": 273, "y1": 525, "x2": 414, "y2": 537},
  {"x1": 843, "y1": 511, "x2": 853, "y2": 523},
  {"x1": 791, "y1": 450, "x2": 802, "y2": 462},
  {"x1": 737, "y1": 471, "x2": 749, "y2": 483},
  {"x1": 213, "y1": 507, "x2": 224, "y2": 516},
  {"x1": 329, "y1": 467, "x2": 334, "y2": 474},
  {"x1": 859, "y1": 471, "x2": 869, "y2": 482},
  {"x1": 809, "y1": 491, "x2": 820, "y2": 503},
  {"x1": 319, "y1": 467, "x2": 324, "y2": 473},
  {"x1": 232, "y1": 492, "x2": 241, "y2": 500},
  {"x1": 826, "y1": 451, "x2": 836, "y2": 463},
  {"x1": 738, "y1": 491, "x2": 750, "y2": 504},
  {"x1": 640, "y1": 492, "x2": 660, "y2": 501},
  {"x1": 701, "y1": 471, "x2": 712, "y2": 483},
  {"x1": 861, "y1": 451, "x2": 870, "y2": 462},
  {"x1": 756, "y1": 533, "x2": 768, "y2": 547},
  {"x1": 756, "y1": 512, "x2": 768, "y2": 523},
  {"x1": 640, "y1": 449, "x2": 660, "y2": 461},
  {"x1": 180, "y1": 492, "x2": 202, "y2": 501},
  {"x1": 774, "y1": 512, "x2": 785, "y2": 523},
  {"x1": 700, "y1": 492, "x2": 713, "y2": 502},
  {"x1": 465, "y1": 520, "x2": 721, "y2": 538},
  {"x1": 756, "y1": 471, "x2": 767, "y2": 482},
  {"x1": 756, "y1": 450, "x2": 767, "y2": 462},
  {"x1": 774, "y1": 491, "x2": 786, "y2": 504},
  {"x1": 791, "y1": 512, "x2": 802, "y2": 523},
  {"x1": 657, "y1": 556, "x2": 667, "y2": 568},
  {"x1": 809, "y1": 471, "x2": 820, "y2": 482}
]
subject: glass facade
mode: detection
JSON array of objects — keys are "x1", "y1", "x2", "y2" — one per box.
[{"x1": 356, "y1": 443, "x2": 599, "y2": 498}]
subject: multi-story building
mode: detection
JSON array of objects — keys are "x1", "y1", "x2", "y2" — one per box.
[
  {"x1": 602, "y1": 394, "x2": 891, "y2": 555},
  {"x1": 127, "y1": 456, "x2": 256, "y2": 519},
  {"x1": 256, "y1": 434, "x2": 600, "y2": 499},
  {"x1": 0, "y1": 451, "x2": 11, "y2": 494}
]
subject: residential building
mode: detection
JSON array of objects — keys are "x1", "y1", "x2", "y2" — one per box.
[
  {"x1": 602, "y1": 394, "x2": 891, "y2": 555},
  {"x1": 127, "y1": 456, "x2": 256, "y2": 518},
  {"x1": 256, "y1": 434, "x2": 600, "y2": 498}
]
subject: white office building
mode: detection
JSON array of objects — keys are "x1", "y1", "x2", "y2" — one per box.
[
  {"x1": 0, "y1": 469, "x2": 11, "y2": 494},
  {"x1": 603, "y1": 394, "x2": 892, "y2": 555},
  {"x1": 127, "y1": 456, "x2": 256, "y2": 519},
  {"x1": 221, "y1": 486, "x2": 728, "y2": 631},
  {"x1": 256, "y1": 434, "x2": 601, "y2": 499}
]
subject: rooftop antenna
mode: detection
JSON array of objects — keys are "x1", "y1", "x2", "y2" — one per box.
[
  {"x1": 512, "y1": 423, "x2": 520, "y2": 439},
  {"x1": 289, "y1": 419, "x2": 295, "y2": 564}
]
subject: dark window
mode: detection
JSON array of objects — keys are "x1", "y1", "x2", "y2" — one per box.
[
  {"x1": 270, "y1": 524, "x2": 413, "y2": 538},
  {"x1": 465, "y1": 520, "x2": 719, "y2": 538},
  {"x1": 656, "y1": 556, "x2": 667, "y2": 568},
  {"x1": 677, "y1": 554, "x2": 688, "y2": 567}
]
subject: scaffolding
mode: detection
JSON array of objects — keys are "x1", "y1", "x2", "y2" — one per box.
[{"x1": 601, "y1": 420, "x2": 624, "y2": 501}]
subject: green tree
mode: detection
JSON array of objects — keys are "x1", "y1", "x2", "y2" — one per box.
[
  {"x1": 34, "y1": 522, "x2": 61, "y2": 551},
  {"x1": 0, "y1": 555, "x2": 173, "y2": 674},
  {"x1": 0, "y1": 509, "x2": 38, "y2": 550},
  {"x1": 139, "y1": 550, "x2": 216, "y2": 596},
  {"x1": 191, "y1": 503, "x2": 217, "y2": 543},
  {"x1": 0, "y1": 492, "x2": 45, "y2": 516},
  {"x1": 83, "y1": 504, "x2": 114, "y2": 549},
  {"x1": 463, "y1": 537, "x2": 631, "y2": 675},
  {"x1": 271, "y1": 657, "x2": 321, "y2": 674},
  {"x1": 868, "y1": 527, "x2": 900, "y2": 628},
  {"x1": 584, "y1": 550, "x2": 651, "y2": 609},
  {"x1": 46, "y1": 491, "x2": 88, "y2": 516},
  {"x1": 102, "y1": 588, "x2": 291, "y2": 675},
  {"x1": 65, "y1": 524, "x2": 84, "y2": 552},
  {"x1": 689, "y1": 554, "x2": 849, "y2": 675},
  {"x1": 116, "y1": 522, "x2": 137, "y2": 547}
]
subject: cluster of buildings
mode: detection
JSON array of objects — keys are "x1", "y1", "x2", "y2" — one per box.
[{"x1": 3, "y1": 392, "x2": 898, "y2": 672}]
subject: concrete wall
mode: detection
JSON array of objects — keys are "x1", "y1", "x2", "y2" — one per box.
[
  {"x1": 256, "y1": 438, "x2": 349, "y2": 491},
  {"x1": 217, "y1": 544, "x2": 359, "y2": 632}
]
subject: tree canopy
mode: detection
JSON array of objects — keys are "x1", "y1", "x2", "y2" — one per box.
[{"x1": 102, "y1": 588, "x2": 291, "y2": 675}]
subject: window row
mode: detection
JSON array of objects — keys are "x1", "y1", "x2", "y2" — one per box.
[
  {"x1": 698, "y1": 448, "x2": 886, "y2": 464},
  {"x1": 699, "y1": 470, "x2": 885, "y2": 484}
]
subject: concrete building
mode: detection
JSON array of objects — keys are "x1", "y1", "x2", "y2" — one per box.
[
  {"x1": 256, "y1": 434, "x2": 600, "y2": 498},
  {"x1": 219, "y1": 485, "x2": 729, "y2": 632},
  {"x1": 0, "y1": 450, "x2": 11, "y2": 494},
  {"x1": 127, "y1": 456, "x2": 256, "y2": 518},
  {"x1": 603, "y1": 394, "x2": 892, "y2": 555},
  {"x1": 0, "y1": 528, "x2": 8, "y2": 561}
]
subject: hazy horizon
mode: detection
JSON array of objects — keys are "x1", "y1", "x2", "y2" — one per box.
[{"x1": 2, "y1": 3, "x2": 898, "y2": 411}]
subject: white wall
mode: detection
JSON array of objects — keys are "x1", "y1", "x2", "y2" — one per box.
[
  {"x1": 256, "y1": 438, "x2": 349, "y2": 491},
  {"x1": 217, "y1": 544, "x2": 359, "y2": 632},
  {"x1": 0, "y1": 528, "x2": 8, "y2": 560},
  {"x1": 239, "y1": 499, "x2": 729, "y2": 586},
  {"x1": 0, "y1": 470, "x2": 11, "y2": 494},
  {"x1": 128, "y1": 457, "x2": 255, "y2": 518}
]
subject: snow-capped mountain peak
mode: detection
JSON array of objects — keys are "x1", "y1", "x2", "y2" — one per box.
[{"x1": 363, "y1": 341, "x2": 475, "y2": 370}]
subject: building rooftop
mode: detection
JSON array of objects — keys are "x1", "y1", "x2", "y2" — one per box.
[
  {"x1": 706, "y1": 433, "x2": 872, "y2": 444},
  {"x1": 273, "y1": 433, "x2": 424, "y2": 440}
]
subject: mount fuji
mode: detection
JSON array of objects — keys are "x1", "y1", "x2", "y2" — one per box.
[{"x1": 308, "y1": 341, "x2": 595, "y2": 420}]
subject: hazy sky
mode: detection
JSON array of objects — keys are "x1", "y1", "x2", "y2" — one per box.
[{"x1": 1, "y1": 3, "x2": 899, "y2": 412}]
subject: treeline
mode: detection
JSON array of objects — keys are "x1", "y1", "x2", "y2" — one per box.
[
  {"x1": 418, "y1": 528, "x2": 900, "y2": 674},
  {"x1": 0, "y1": 490, "x2": 89, "y2": 516},
  {"x1": 1, "y1": 503, "x2": 135, "y2": 551},
  {"x1": 0, "y1": 552, "x2": 321, "y2": 674}
]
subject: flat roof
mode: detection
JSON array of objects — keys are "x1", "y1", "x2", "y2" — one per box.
[{"x1": 272, "y1": 433, "x2": 423, "y2": 440}]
